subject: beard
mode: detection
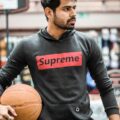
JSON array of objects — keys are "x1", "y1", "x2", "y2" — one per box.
[{"x1": 53, "y1": 13, "x2": 76, "y2": 30}]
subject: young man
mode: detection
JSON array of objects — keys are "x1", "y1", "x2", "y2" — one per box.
[{"x1": 0, "y1": 0, "x2": 119, "y2": 120}]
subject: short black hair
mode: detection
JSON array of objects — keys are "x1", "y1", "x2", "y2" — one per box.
[{"x1": 41, "y1": 0, "x2": 61, "y2": 11}]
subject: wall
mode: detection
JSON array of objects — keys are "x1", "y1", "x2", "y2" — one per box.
[{"x1": 0, "y1": 12, "x2": 120, "y2": 30}]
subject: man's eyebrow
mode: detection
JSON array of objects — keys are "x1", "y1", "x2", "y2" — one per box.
[{"x1": 62, "y1": 5, "x2": 76, "y2": 8}]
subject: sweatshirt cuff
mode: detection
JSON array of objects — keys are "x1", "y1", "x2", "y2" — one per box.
[
  {"x1": 0, "y1": 84, "x2": 4, "y2": 96},
  {"x1": 105, "y1": 107, "x2": 120, "y2": 117}
]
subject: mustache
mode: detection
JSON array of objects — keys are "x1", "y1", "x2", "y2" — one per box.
[{"x1": 68, "y1": 16, "x2": 76, "y2": 22}]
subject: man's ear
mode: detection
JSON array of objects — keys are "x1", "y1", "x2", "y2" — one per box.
[{"x1": 44, "y1": 7, "x2": 54, "y2": 20}]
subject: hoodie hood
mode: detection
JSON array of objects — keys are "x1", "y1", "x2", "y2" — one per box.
[{"x1": 38, "y1": 27, "x2": 76, "y2": 41}]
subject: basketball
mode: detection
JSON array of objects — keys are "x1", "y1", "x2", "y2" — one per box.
[{"x1": 0, "y1": 84, "x2": 42, "y2": 120}]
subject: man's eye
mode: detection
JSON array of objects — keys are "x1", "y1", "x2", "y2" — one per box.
[
  {"x1": 73, "y1": 6, "x2": 76, "y2": 10},
  {"x1": 63, "y1": 8, "x2": 70, "y2": 11}
]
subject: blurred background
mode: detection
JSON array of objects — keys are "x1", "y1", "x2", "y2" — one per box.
[{"x1": 0, "y1": 0, "x2": 120, "y2": 120}]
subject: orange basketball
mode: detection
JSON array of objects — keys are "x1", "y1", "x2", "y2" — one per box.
[{"x1": 1, "y1": 84, "x2": 42, "y2": 120}]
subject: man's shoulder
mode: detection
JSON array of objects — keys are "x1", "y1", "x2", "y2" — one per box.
[
  {"x1": 13, "y1": 32, "x2": 40, "y2": 51},
  {"x1": 21, "y1": 32, "x2": 40, "y2": 43},
  {"x1": 16, "y1": 32, "x2": 40, "y2": 48},
  {"x1": 75, "y1": 30, "x2": 93, "y2": 43}
]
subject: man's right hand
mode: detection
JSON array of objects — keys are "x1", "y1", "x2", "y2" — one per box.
[{"x1": 0, "y1": 105, "x2": 17, "y2": 120}]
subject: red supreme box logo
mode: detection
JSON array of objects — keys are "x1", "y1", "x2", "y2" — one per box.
[{"x1": 36, "y1": 52, "x2": 82, "y2": 70}]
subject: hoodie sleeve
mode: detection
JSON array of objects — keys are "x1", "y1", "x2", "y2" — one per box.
[
  {"x1": 0, "y1": 40, "x2": 27, "y2": 90},
  {"x1": 87, "y1": 38, "x2": 119, "y2": 116}
]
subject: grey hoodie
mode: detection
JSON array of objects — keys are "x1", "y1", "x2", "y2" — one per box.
[{"x1": 0, "y1": 28, "x2": 119, "y2": 120}]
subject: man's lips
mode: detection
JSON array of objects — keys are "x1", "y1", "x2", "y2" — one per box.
[{"x1": 68, "y1": 19, "x2": 76, "y2": 25}]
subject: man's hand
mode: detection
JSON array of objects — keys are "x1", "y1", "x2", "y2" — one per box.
[
  {"x1": 109, "y1": 114, "x2": 120, "y2": 120},
  {"x1": 0, "y1": 105, "x2": 17, "y2": 120}
]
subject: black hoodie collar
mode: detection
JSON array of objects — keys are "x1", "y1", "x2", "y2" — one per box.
[{"x1": 39, "y1": 27, "x2": 76, "y2": 41}]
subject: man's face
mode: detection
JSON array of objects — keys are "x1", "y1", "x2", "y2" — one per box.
[{"x1": 51, "y1": 0, "x2": 77, "y2": 30}]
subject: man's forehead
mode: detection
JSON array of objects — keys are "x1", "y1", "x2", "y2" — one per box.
[{"x1": 60, "y1": 0, "x2": 77, "y2": 6}]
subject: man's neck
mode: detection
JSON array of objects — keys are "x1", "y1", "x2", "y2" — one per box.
[{"x1": 47, "y1": 24, "x2": 66, "y2": 40}]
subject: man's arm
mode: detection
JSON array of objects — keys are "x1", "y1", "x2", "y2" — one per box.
[
  {"x1": 0, "y1": 41, "x2": 26, "y2": 120},
  {"x1": 0, "y1": 41, "x2": 27, "y2": 90},
  {"x1": 87, "y1": 38, "x2": 120, "y2": 119},
  {"x1": 109, "y1": 114, "x2": 120, "y2": 120}
]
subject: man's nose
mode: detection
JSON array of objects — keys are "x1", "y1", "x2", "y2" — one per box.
[{"x1": 70, "y1": 9, "x2": 76, "y2": 17}]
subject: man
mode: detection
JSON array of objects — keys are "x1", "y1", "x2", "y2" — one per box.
[{"x1": 0, "y1": 0, "x2": 120, "y2": 120}]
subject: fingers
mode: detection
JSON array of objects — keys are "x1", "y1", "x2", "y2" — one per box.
[
  {"x1": 2, "y1": 113, "x2": 14, "y2": 120},
  {"x1": 0, "y1": 114, "x2": 6, "y2": 120},
  {"x1": 0, "y1": 113, "x2": 14, "y2": 120},
  {"x1": 0, "y1": 105, "x2": 17, "y2": 120},
  {"x1": 7, "y1": 106, "x2": 17, "y2": 117}
]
